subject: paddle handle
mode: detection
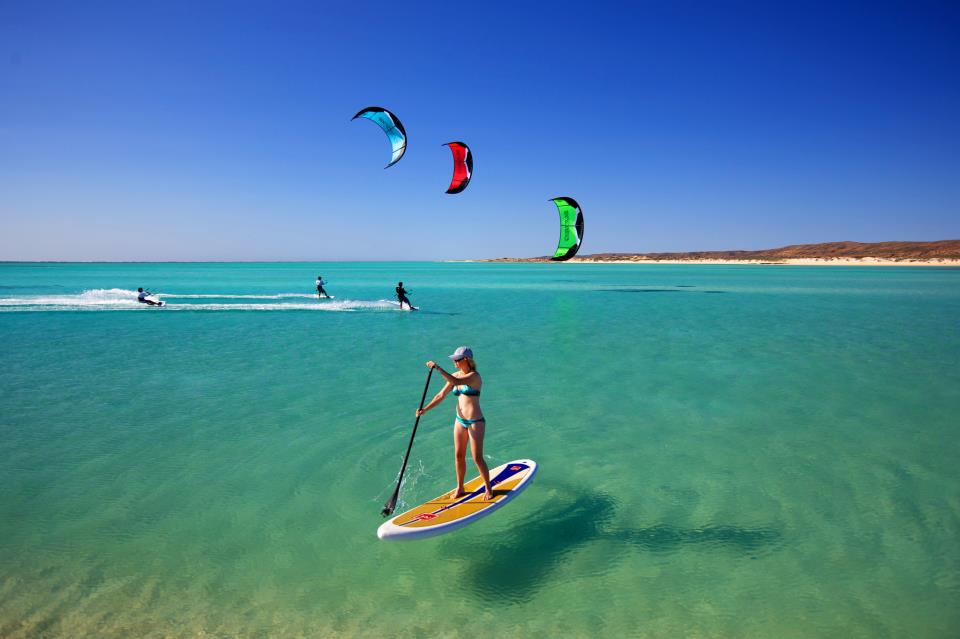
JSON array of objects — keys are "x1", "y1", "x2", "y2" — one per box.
[{"x1": 381, "y1": 367, "x2": 434, "y2": 517}]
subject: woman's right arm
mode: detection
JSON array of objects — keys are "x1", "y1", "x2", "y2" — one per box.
[{"x1": 417, "y1": 382, "x2": 452, "y2": 416}]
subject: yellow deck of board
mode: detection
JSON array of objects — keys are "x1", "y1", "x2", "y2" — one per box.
[{"x1": 395, "y1": 471, "x2": 529, "y2": 528}]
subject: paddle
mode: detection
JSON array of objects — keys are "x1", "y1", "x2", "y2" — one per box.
[{"x1": 381, "y1": 366, "x2": 434, "y2": 517}]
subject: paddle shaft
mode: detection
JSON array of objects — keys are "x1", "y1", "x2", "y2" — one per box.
[{"x1": 382, "y1": 367, "x2": 434, "y2": 516}]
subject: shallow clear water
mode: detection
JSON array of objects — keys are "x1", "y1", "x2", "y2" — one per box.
[{"x1": 1, "y1": 262, "x2": 958, "y2": 637}]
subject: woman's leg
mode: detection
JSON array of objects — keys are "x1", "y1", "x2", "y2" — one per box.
[
  {"x1": 451, "y1": 422, "x2": 469, "y2": 498},
  {"x1": 468, "y1": 422, "x2": 494, "y2": 500}
]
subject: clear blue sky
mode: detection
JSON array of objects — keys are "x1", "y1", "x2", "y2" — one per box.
[{"x1": 1, "y1": 0, "x2": 958, "y2": 261}]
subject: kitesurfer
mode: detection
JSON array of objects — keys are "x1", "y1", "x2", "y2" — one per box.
[
  {"x1": 395, "y1": 282, "x2": 412, "y2": 310},
  {"x1": 136, "y1": 288, "x2": 161, "y2": 306},
  {"x1": 316, "y1": 275, "x2": 330, "y2": 299},
  {"x1": 416, "y1": 347, "x2": 493, "y2": 501}
]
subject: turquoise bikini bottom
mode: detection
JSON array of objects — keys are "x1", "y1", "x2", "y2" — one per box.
[{"x1": 455, "y1": 414, "x2": 485, "y2": 429}]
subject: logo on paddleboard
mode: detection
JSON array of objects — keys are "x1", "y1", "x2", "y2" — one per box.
[
  {"x1": 510, "y1": 465, "x2": 522, "y2": 471},
  {"x1": 416, "y1": 513, "x2": 438, "y2": 521}
]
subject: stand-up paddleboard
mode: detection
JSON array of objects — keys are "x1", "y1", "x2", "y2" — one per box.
[{"x1": 377, "y1": 459, "x2": 537, "y2": 541}]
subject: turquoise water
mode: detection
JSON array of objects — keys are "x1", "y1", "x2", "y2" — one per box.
[{"x1": 1, "y1": 262, "x2": 958, "y2": 638}]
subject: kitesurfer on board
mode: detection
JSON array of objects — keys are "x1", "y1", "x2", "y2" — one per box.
[
  {"x1": 136, "y1": 288, "x2": 162, "y2": 306},
  {"x1": 395, "y1": 282, "x2": 413, "y2": 310},
  {"x1": 316, "y1": 276, "x2": 330, "y2": 299}
]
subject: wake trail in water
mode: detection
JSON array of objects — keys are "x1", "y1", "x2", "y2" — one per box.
[
  {"x1": 0, "y1": 288, "x2": 145, "y2": 307},
  {"x1": 0, "y1": 289, "x2": 408, "y2": 312},
  {"x1": 159, "y1": 293, "x2": 317, "y2": 299}
]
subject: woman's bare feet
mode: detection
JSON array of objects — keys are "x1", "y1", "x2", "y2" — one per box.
[
  {"x1": 449, "y1": 488, "x2": 466, "y2": 499},
  {"x1": 483, "y1": 488, "x2": 495, "y2": 501}
]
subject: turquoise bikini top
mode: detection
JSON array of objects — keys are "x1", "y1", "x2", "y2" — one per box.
[{"x1": 452, "y1": 384, "x2": 480, "y2": 397}]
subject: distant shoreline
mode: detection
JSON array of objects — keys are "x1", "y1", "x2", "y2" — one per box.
[
  {"x1": 472, "y1": 240, "x2": 960, "y2": 266},
  {"x1": 461, "y1": 257, "x2": 960, "y2": 266}
]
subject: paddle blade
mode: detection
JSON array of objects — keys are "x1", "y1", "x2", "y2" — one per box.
[{"x1": 381, "y1": 496, "x2": 397, "y2": 518}]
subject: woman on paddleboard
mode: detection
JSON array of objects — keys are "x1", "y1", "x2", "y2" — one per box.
[{"x1": 417, "y1": 346, "x2": 494, "y2": 501}]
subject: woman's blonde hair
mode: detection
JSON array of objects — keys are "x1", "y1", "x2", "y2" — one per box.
[{"x1": 460, "y1": 357, "x2": 477, "y2": 372}]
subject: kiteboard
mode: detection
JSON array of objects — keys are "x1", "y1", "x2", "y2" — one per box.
[
  {"x1": 377, "y1": 459, "x2": 537, "y2": 541},
  {"x1": 384, "y1": 300, "x2": 418, "y2": 311}
]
